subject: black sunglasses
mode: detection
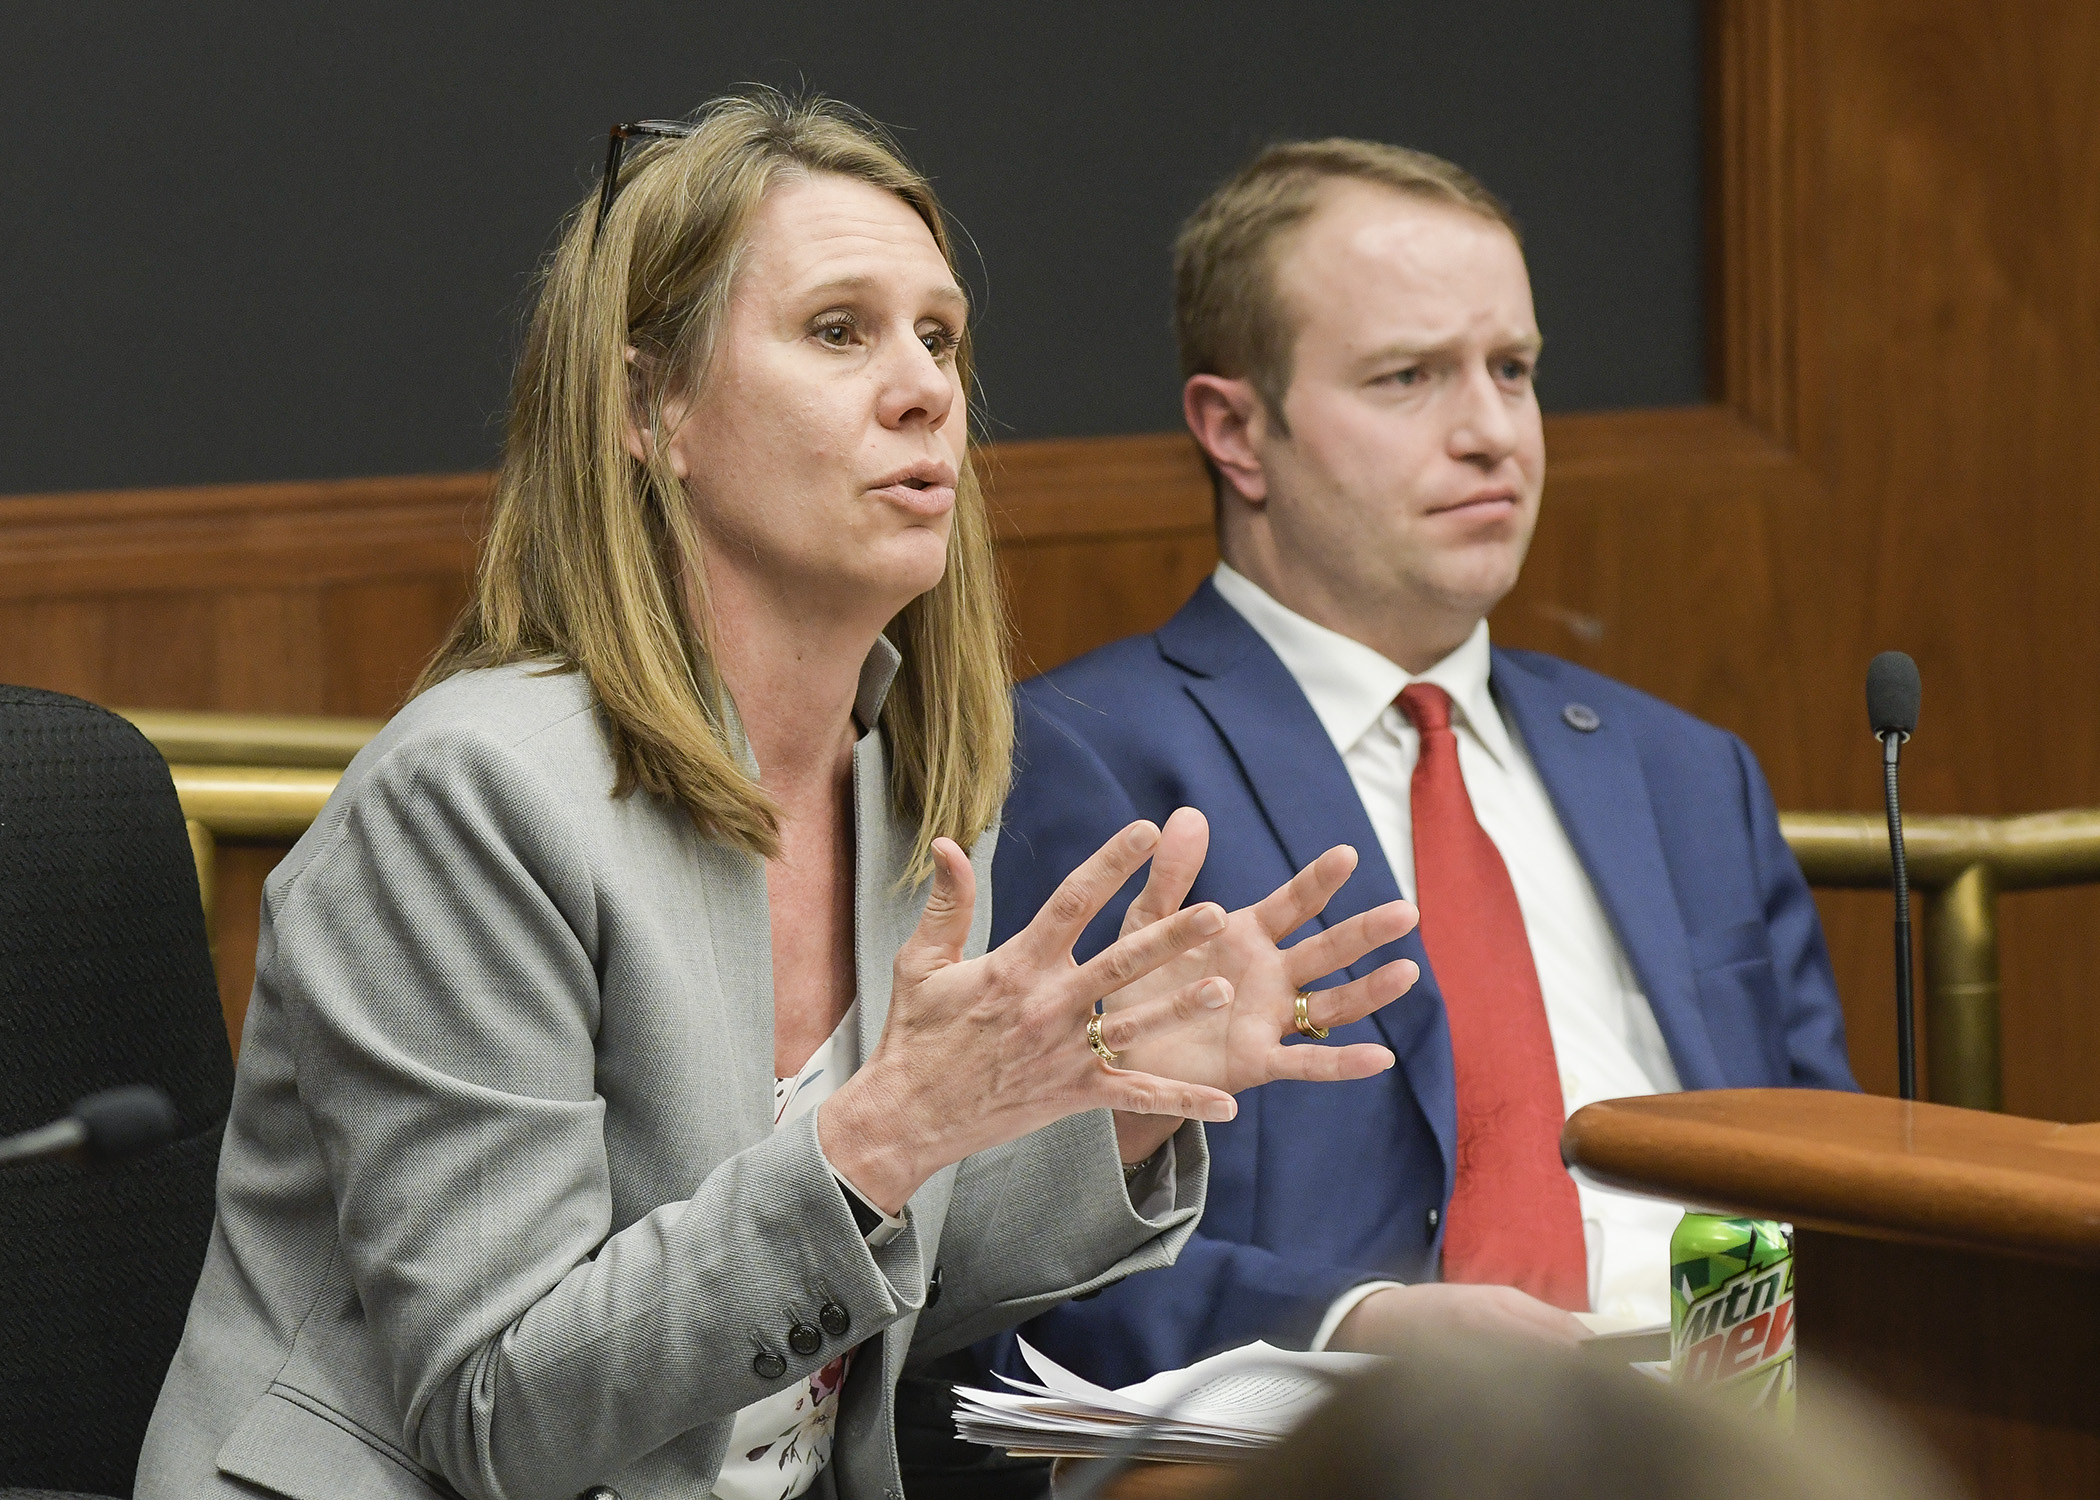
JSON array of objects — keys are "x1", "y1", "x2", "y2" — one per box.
[{"x1": 594, "y1": 120, "x2": 697, "y2": 245}]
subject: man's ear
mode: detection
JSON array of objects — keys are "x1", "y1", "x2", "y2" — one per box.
[
  {"x1": 620, "y1": 345, "x2": 691, "y2": 480},
  {"x1": 1183, "y1": 374, "x2": 1271, "y2": 505}
]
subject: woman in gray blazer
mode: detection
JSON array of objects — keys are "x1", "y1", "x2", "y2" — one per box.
[{"x1": 138, "y1": 91, "x2": 1417, "y2": 1500}]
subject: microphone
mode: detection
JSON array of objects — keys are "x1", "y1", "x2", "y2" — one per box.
[
  {"x1": 1866, "y1": 652, "x2": 1922, "y2": 1102},
  {"x1": 0, "y1": 1085, "x2": 179, "y2": 1168}
]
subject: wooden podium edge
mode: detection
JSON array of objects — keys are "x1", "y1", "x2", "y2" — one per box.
[{"x1": 1563, "y1": 1088, "x2": 2100, "y2": 1270}]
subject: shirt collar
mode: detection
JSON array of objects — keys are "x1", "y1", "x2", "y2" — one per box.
[
  {"x1": 1209, "y1": 563, "x2": 1513, "y2": 769},
  {"x1": 856, "y1": 632, "x2": 903, "y2": 730}
]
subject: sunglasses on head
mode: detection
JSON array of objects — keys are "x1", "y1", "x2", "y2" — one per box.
[{"x1": 594, "y1": 120, "x2": 697, "y2": 245}]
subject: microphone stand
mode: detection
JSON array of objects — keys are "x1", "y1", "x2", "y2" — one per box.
[
  {"x1": 0, "y1": 1114, "x2": 93, "y2": 1166},
  {"x1": 1879, "y1": 728, "x2": 1917, "y2": 1102}
]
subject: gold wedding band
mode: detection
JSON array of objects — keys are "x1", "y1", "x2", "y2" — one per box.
[
  {"x1": 1088, "y1": 1013, "x2": 1121, "y2": 1065},
  {"x1": 1294, "y1": 992, "x2": 1330, "y2": 1040}
]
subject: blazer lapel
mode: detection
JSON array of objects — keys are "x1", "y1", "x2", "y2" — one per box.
[
  {"x1": 1491, "y1": 651, "x2": 1725, "y2": 1089},
  {"x1": 1160, "y1": 584, "x2": 1456, "y2": 1178}
]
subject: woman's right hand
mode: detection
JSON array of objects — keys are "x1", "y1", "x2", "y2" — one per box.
[{"x1": 818, "y1": 821, "x2": 1242, "y2": 1214}]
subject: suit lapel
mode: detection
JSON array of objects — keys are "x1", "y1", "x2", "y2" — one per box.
[
  {"x1": 1491, "y1": 651, "x2": 1725, "y2": 1089},
  {"x1": 1161, "y1": 584, "x2": 1456, "y2": 1179}
]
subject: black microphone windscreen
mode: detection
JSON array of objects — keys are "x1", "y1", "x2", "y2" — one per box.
[
  {"x1": 1866, "y1": 651, "x2": 1922, "y2": 736},
  {"x1": 72, "y1": 1085, "x2": 179, "y2": 1165}
]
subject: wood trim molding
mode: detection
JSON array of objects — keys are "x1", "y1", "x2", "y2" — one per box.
[
  {"x1": 0, "y1": 408, "x2": 1820, "y2": 604},
  {"x1": 983, "y1": 431, "x2": 1212, "y2": 542},
  {"x1": 0, "y1": 472, "x2": 489, "y2": 600},
  {"x1": 0, "y1": 416, "x2": 1795, "y2": 572},
  {"x1": 987, "y1": 406, "x2": 1824, "y2": 551},
  {"x1": 1708, "y1": 0, "x2": 1806, "y2": 446}
]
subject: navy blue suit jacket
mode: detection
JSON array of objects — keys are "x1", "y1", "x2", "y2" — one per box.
[{"x1": 978, "y1": 582, "x2": 1855, "y2": 1388}]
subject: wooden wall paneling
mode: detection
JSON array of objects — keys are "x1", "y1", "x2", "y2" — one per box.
[
  {"x1": 1494, "y1": 0, "x2": 2100, "y2": 1112},
  {"x1": 1999, "y1": 888, "x2": 2100, "y2": 1126},
  {"x1": 0, "y1": 473, "x2": 486, "y2": 717},
  {"x1": 987, "y1": 408, "x2": 1836, "y2": 689},
  {"x1": 1809, "y1": 890, "x2": 1916, "y2": 1106},
  {"x1": 1792, "y1": 0, "x2": 2100, "y2": 1112},
  {"x1": 317, "y1": 578, "x2": 476, "y2": 715},
  {"x1": 212, "y1": 592, "x2": 329, "y2": 713},
  {"x1": 210, "y1": 846, "x2": 279, "y2": 1051},
  {"x1": 1497, "y1": 406, "x2": 1826, "y2": 792},
  {"x1": 985, "y1": 432, "x2": 1217, "y2": 673},
  {"x1": 999, "y1": 536, "x2": 1220, "y2": 679},
  {"x1": 1705, "y1": 0, "x2": 1809, "y2": 452},
  {"x1": 0, "y1": 594, "x2": 221, "y2": 710}
]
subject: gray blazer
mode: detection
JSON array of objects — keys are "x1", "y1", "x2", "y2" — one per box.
[{"x1": 137, "y1": 648, "x2": 1206, "y2": 1500}]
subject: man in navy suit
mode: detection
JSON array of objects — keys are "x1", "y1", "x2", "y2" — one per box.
[{"x1": 973, "y1": 138, "x2": 1855, "y2": 1397}]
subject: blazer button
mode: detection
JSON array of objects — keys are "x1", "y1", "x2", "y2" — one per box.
[
  {"x1": 820, "y1": 1301, "x2": 851, "y2": 1336},
  {"x1": 1562, "y1": 702, "x2": 1602, "y2": 733},
  {"x1": 577, "y1": 1489, "x2": 621, "y2": 1500},
  {"x1": 788, "y1": 1321, "x2": 823, "y2": 1357},
  {"x1": 926, "y1": 1265, "x2": 943, "y2": 1308},
  {"x1": 753, "y1": 1350, "x2": 787, "y2": 1380},
  {"x1": 1425, "y1": 1206, "x2": 1441, "y2": 1237}
]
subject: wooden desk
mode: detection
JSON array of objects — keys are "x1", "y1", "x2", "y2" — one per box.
[{"x1": 1564, "y1": 1088, "x2": 2100, "y2": 1498}]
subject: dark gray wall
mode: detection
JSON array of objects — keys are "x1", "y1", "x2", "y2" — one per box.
[{"x1": 0, "y1": 3, "x2": 1704, "y2": 495}]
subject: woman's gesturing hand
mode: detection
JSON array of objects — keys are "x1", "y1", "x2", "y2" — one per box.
[
  {"x1": 1099, "y1": 808, "x2": 1420, "y2": 1112},
  {"x1": 818, "y1": 821, "x2": 1252, "y2": 1214}
]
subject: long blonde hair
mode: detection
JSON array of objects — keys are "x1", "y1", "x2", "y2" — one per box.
[{"x1": 419, "y1": 91, "x2": 1012, "y2": 879}]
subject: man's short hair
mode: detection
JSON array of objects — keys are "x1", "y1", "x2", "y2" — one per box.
[{"x1": 1173, "y1": 139, "x2": 1519, "y2": 423}]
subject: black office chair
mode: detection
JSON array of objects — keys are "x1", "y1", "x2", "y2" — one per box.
[{"x1": 0, "y1": 687, "x2": 234, "y2": 1497}]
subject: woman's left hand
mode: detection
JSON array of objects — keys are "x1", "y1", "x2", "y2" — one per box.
[{"x1": 1097, "y1": 808, "x2": 1419, "y2": 1159}]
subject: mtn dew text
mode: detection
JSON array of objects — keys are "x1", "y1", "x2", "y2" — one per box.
[{"x1": 1670, "y1": 1213, "x2": 1795, "y2": 1417}]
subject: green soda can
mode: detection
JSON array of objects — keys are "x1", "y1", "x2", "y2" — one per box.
[{"x1": 1669, "y1": 1213, "x2": 1795, "y2": 1418}]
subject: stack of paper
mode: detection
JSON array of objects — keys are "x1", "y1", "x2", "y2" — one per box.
[
  {"x1": 952, "y1": 1338, "x2": 1379, "y2": 1463},
  {"x1": 1572, "y1": 1312, "x2": 1671, "y2": 1370}
]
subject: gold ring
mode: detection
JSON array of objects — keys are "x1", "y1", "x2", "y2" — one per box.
[
  {"x1": 1294, "y1": 992, "x2": 1330, "y2": 1040},
  {"x1": 1088, "y1": 1013, "x2": 1120, "y2": 1065}
]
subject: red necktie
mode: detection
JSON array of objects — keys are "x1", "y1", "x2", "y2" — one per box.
[{"x1": 1397, "y1": 682, "x2": 1589, "y2": 1312}]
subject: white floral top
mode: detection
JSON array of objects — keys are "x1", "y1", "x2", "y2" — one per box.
[{"x1": 711, "y1": 1006, "x2": 860, "y2": 1500}]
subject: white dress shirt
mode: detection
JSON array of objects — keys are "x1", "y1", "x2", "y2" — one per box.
[
  {"x1": 715, "y1": 1010, "x2": 867, "y2": 1500},
  {"x1": 720, "y1": 1006, "x2": 1180, "y2": 1500},
  {"x1": 1210, "y1": 564, "x2": 1684, "y2": 1333}
]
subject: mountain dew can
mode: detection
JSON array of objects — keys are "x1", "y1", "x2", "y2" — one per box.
[{"x1": 1670, "y1": 1213, "x2": 1795, "y2": 1418}]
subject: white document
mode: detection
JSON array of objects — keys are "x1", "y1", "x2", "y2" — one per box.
[
  {"x1": 1573, "y1": 1310, "x2": 1668, "y2": 1338},
  {"x1": 952, "y1": 1338, "x2": 1379, "y2": 1463}
]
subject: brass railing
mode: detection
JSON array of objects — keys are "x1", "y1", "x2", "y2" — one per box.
[
  {"x1": 120, "y1": 712, "x2": 369, "y2": 947},
  {"x1": 121, "y1": 709, "x2": 384, "y2": 770},
  {"x1": 1779, "y1": 810, "x2": 2100, "y2": 1111},
  {"x1": 121, "y1": 710, "x2": 2100, "y2": 1114},
  {"x1": 168, "y1": 765, "x2": 345, "y2": 934}
]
